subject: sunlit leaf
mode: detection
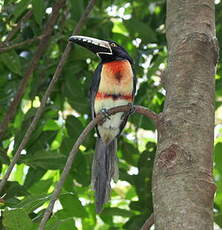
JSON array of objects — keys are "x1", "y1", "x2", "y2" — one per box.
[
  {"x1": 214, "y1": 143, "x2": 222, "y2": 175},
  {"x1": 60, "y1": 193, "x2": 88, "y2": 218}
]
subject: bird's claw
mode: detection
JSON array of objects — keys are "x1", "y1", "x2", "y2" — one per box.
[
  {"x1": 121, "y1": 103, "x2": 135, "y2": 119},
  {"x1": 128, "y1": 103, "x2": 135, "y2": 115},
  {"x1": 101, "y1": 108, "x2": 111, "y2": 120}
]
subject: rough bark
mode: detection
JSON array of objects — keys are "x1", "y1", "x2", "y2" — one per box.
[{"x1": 152, "y1": 1, "x2": 218, "y2": 230}]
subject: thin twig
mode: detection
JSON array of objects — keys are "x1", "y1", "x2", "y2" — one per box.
[
  {"x1": 3, "y1": 10, "x2": 33, "y2": 43},
  {"x1": 0, "y1": 0, "x2": 96, "y2": 195},
  {"x1": 0, "y1": 0, "x2": 66, "y2": 140},
  {"x1": 38, "y1": 104, "x2": 158, "y2": 229},
  {"x1": 0, "y1": 35, "x2": 44, "y2": 53},
  {"x1": 140, "y1": 213, "x2": 154, "y2": 230}
]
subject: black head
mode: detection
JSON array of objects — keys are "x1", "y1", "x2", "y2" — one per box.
[{"x1": 69, "y1": 35, "x2": 133, "y2": 64}]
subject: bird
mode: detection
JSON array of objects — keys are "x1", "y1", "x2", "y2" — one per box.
[{"x1": 69, "y1": 35, "x2": 136, "y2": 213}]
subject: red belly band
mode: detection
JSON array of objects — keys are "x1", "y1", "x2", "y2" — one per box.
[{"x1": 95, "y1": 92, "x2": 133, "y2": 101}]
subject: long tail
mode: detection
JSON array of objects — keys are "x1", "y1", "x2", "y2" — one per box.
[{"x1": 91, "y1": 138, "x2": 119, "y2": 213}]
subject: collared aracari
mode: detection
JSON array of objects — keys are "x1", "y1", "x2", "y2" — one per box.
[{"x1": 69, "y1": 35, "x2": 136, "y2": 213}]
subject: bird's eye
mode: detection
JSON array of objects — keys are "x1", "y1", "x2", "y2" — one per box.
[{"x1": 110, "y1": 42, "x2": 117, "y2": 47}]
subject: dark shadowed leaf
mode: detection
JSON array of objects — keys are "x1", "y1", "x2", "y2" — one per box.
[
  {"x1": 23, "y1": 167, "x2": 47, "y2": 189},
  {"x1": 66, "y1": 115, "x2": 83, "y2": 140},
  {"x1": 13, "y1": 0, "x2": 31, "y2": 20},
  {"x1": 215, "y1": 212, "x2": 222, "y2": 227},
  {"x1": 124, "y1": 19, "x2": 157, "y2": 42},
  {"x1": 32, "y1": 0, "x2": 45, "y2": 26},
  {"x1": 3, "y1": 208, "x2": 35, "y2": 230},
  {"x1": 120, "y1": 141, "x2": 139, "y2": 166},
  {"x1": 0, "y1": 50, "x2": 22, "y2": 75},
  {"x1": 123, "y1": 214, "x2": 146, "y2": 230},
  {"x1": 21, "y1": 151, "x2": 67, "y2": 170}
]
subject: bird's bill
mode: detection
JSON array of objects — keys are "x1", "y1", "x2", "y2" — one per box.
[{"x1": 69, "y1": 35, "x2": 112, "y2": 56}]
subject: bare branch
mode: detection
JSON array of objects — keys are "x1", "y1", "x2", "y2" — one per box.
[
  {"x1": 140, "y1": 213, "x2": 154, "y2": 230},
  {"x1": 38, "y1": 104, "x2": 158, "y2": 229},
  {"x1": 135, "y1": 105, "x2": 158, "y2": 122},
  {"x1": 0, "y1": 0, "x2": 96, "y2": 195},
  {"x1": 0, "y1": 35, "x2": 44, "y2": 54},
  {"x1": 0, "y1": 0, "x2": 66, "y2": 140}
]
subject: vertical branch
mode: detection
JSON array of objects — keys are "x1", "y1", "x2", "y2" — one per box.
[
  {"x1": 0, "y1": 0, "x2": 66, "y2": 140},
  {"x1": 0, "y1": 0, "x2": 96, "y2": 196},
  {"x1": 152, "y1": 0, "x2": 218, "y2": 229}
]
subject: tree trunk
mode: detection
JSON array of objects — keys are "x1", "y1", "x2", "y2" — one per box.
[{"x1": 152, "y1": 1, "x2": 218, "y2": 229}]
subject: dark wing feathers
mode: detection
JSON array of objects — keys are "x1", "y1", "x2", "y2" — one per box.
[
  {"x1": 89, "y1": 63, "x2": 103, "y2": 119},
  {"x1": 117, "y1": 63, "x2": 136, "y2": 136}
]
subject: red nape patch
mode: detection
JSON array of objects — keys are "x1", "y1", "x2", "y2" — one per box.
[
  {"x1": 96, "y1": 92, "x2": 133, "y2": 101},
  {"x1": 104, "y1": 60, "x2": 129, "y2": 74}
]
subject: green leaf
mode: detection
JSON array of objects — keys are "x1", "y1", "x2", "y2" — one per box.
[
  {"x1": 120, "y1": 141, "x2": 139, "y2": 166},
  {"x1": 60, "y1": 193, "x2": 88, "y2": 218},
  {"x1": 45, "y1": 214, "x2": 77, "y2": 230},
  {"x1": 57, "y1": 219, "x2": 77, "y2": 230},
  {"x1": 70, "y1": 0, "x2": 83, "y2": 21},
  {"x1": 125, "y1": 186, "x2": 137, "y2": 200},
  {"x1": 3, "y1": 208, "x2": 34, "y2": 230},
  {"x1": 23, "y1": 167, "x2": 46, "y2": 189},
  {"x1": 101, "y1": 207, "x2": 133, "y2": 217},
  {"x1": 43, "y1": 120, "x2": 60, "y2": 131},
  {"x1": 64, "y1": 63, "x2": 89, "y2": 114},
  {"x1": 0, "y1": 50, "x2": 22, "y2": 75},
  {"x1": 124, "y1": 215, "x2": 146, "y2": 230},
  {"x1": 214, "y1": 143, "x2": 222, "y2": 175},
  {"x1": 13, "y1": 164, "x2": 25, "y2": 185},
  {"x1": 215, "y1": 212, "x2": 222, "y2": 227},
  {"x1": 3, "y1": 181, "x2": 28, "y2": 199},
  {"x1": 21, "y1": 152, "x2": 67, "y2": 170},
  {"x1": 32, "y1": 0, "x2": 45, "y2": 26},
  {"x1": 66, "y1": 116, "x2": 83, "y2": 140},
  {"x1": 112, "y1": 21, "x2": 128, "y2": 35},
  {"x1": 15, "y1": 193, "x2": 52, "y2": 213},
  {"x1": 72, "y1": 152, "x2": 91, "y2": 187},
  {"x1": 28, "y1": 179, "x2": 53, "y2": 194},
  {"x1": 13, "y1": 0, "x2": 31, "y2": 21},
  {"x1": 131, "y1": 113, "x2": 155, "y2": 131},
  {"x1": 124, "y1": 19, "x2": 157, "y2": 42}
]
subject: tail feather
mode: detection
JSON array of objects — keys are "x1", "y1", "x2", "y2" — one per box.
[{"x1": 91, "y1": 138, "x2": 118, "y2": 213}]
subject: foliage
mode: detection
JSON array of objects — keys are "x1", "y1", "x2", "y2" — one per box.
[{"x1": 0, "y1": 0, "x2": 221, "y2": 229}]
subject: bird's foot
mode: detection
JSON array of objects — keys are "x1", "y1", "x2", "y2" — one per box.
[
  {"x1": 121, "y1": 103, "x2": 135, "y2": 119},
  {"x1": 128, "y1": 103, "x2": 135, "y2": 115},
  {"x1": 101, "y1": 108, "x2": 111, "y2": 120}
]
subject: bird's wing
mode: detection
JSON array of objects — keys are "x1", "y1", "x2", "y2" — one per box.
[
  {"x1": 89, "y1": 63, "x2": 102, "y2": 120},
  {"x1": 118, "y1": 66, "x2": 136, "y2": 136}
]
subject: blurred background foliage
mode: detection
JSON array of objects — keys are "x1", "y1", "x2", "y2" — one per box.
[{"x1": 0, "y1": 0, "x2": 221, "y2": 229}]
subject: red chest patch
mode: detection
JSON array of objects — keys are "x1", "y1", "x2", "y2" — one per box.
[
  {"x1": 104, "y1": 60, "x2": 128, "y2": 74},
  {"x1": 104, "y1": 60, "x2": 129, "y2": 83}
]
